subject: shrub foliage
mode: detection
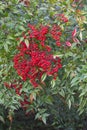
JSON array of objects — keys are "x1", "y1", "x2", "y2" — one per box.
[{"x1": 0, "y1": 0, "x2": 87, "y2": 128}]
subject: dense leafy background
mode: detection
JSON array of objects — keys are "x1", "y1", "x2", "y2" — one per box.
[{"x1": 0, "y1": 0, "x2": 87, "y2": 129}]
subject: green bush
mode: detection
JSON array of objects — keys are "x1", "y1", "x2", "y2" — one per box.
[{"x1": 0, "y1": 0, "x2": 87, "y2": 129}]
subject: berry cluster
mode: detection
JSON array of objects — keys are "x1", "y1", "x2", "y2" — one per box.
[
  {"x1": 13, "y1": 24, "x2": 62, "y2": 87},
  {"x1": 50, "y1": 24, "x2": 62, "y2": 46},
  {"x1": 58, "y1": 14, "x2": 68, "y2": 23},
  {"x1": 55, "y1": 13, "x2": 68, "y2": 23}
]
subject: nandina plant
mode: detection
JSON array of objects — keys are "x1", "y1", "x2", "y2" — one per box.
[
  {"x1": 0, "y1": 0, "x2": 87, "y2": 127},
  {"x1": 3, "y1": 20, "x2": 76, "y2": 122},
  {"x1": 11, "y1": 24, "x2": 63, "y2": 113},
  {"x1": 3, "y1": 7, "x2": 80, "y2": 122},
  {"x1": 6, "y1": 22, "x2": 77, "y2": 120}
]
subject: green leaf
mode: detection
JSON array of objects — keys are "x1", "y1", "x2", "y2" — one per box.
[
  {"x1": 45, "y1": 96, "x2": 53, "y2": 105},
  {"x1": 79, "y1": 32, "x2": 83, "y2": 40},
  {"x1": 59, "y1": 89, "x2": 65, "y2": 97},
  {"x1": 32, "y1": 92, "x2": 36, "y2": 100},
  {"x1": 35, "y1": 113, "x2": 40, "y2": 120},
  {"x1": 0, "y1": 115, "x2": 5, "y2": 124},
  {"x1": 42, "y1": 113, "x2": 49, "y2": 124},
  {"x1": 19, "y1": 26, "x2": 26, "y2": 31},
  {"x1": 4, "y1": 44, "x2": 9, "y2": 52},
  {"x1": 20, "y1": 37, "x2": 24, "y2": 43},
  {"x1": 51, "y1": 80, "x2": 55, "y2": 88},
  {"x1": 42, "y1": 116, "x2": 46, "y2": 124},
  {"x1": 25, "y1": 39, "x2": 29, "y2": 48},
  {"x1": 41, "y1": 73, "x2": 47, "y2": 82},
  {"x1": 7, "y1": 36, "x2": 14, "y2": 40},
  {"x1": 68, "y1": 99, "x2": 71, "y2": 109},
  {"x1": 71, "y1": 77, "x2": 79, "y2": 87}
]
